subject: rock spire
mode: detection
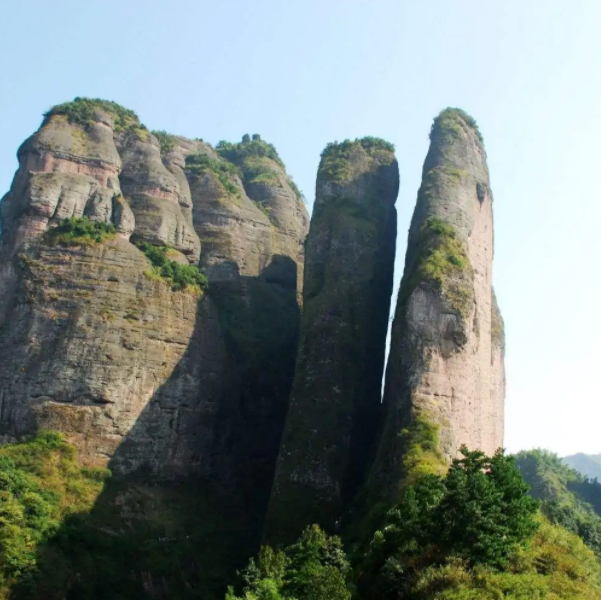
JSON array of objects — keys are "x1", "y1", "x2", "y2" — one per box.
[
  {"x1": 369, "y1": 109, "x2": 504, "y2": 501},
  {"x1": 265, "y1": 138, "x2": 399, "y2": 544}
]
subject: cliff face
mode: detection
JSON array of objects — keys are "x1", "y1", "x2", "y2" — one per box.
[
  {"x1": 0, "y1": 99, "x2": 308, "y2": 490},
  {"x1": 369, "y1": 109, "x2": 504, "y2": 500},
  {"x1": 0, "y1": 100, "x2": 509, "y2": 597},
  {"x1": 265, "y1": 139, "x2": 399, "y2": 544}
]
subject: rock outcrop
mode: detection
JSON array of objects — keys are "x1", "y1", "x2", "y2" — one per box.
[
  {"x1": 369, "y1": 109, "x2": 504, "y2": 502},
  {"x1": 0, "y1": 99, "x2": 308, "y2": 490},
  {"x1": 265, "y1": 138, "x2": 399, "y2": 544},
  {"x1": 0, "y1": 99, "x2": 508, "y2": 597}
]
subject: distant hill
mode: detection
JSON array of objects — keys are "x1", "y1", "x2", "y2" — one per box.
[
  {"x1": 516, "y1": 449, "x2": 601, "y2": 556},
  {"x1": 564, "y1": 453, "x2": 601, "y2": 480}
]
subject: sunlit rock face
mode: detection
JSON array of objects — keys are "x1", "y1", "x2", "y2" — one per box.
[{"x1": 369, "y1": 109, "x2": 505, "y2": 504}]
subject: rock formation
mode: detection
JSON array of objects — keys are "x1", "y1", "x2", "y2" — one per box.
[
  {"x1": 369, "y1": 109, "x2": 504, "y2": 502},
  {"x1": 0, "y1": 100, "x2": 507, "y2": 597},
  {"x1": 0, "y1": 99, "x2": 308, "y2": 490},
  {"x1": 265, "y1": 138, "x2": 399, "y2": 544}
]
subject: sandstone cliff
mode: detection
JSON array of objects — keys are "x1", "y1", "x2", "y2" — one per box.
[
  {"x1": 0, "y1": 99, "x2": 310, "y2": 597},
  {"x1": 0, "y1": 99, "x2": 308, "y2": 548},
  {"x1": 0, "y1": 100, "x2": 510, "y2": 598},
  {"x1": 265, "y1": 138, "x2": 399, "y2": 544},
  {"x1": 0, "y1": 100, "x2": 308, "y2": 487},
  {"x1": 369, "y1": 109, "x2": 504, "y2": 501}
]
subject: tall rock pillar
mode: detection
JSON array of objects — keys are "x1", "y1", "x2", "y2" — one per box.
[
  {"x1": 370, "y1": 109, "x2": 504, "y2": 501},
  {"x1": 265, "y1": 138, "x2": 399, "y2": 544}
]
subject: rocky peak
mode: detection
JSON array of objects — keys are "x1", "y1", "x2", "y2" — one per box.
[
  {"x1": 0, "y1": 102, "x2": 507, "y2": 597},
  {"x1": 264, "y1": 137, "x2": 398, "y2": 545},
  {"x1": 368, "y1": 109, "x2": 504, "y2": 504},
  {"x1": 0, "y1": 98, "x2": 308, "y2": 485}
]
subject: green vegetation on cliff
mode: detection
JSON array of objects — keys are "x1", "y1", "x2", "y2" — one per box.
[
  {"x1": 400, "y1": 217, "x2": 474, "y2": 319},
  {"x1": 216, "y1": 135, "x2": 285, "y2": 167},
  {"x1": 2, "y1": 435, "x2": 600, "y2": 600},
  {"x1": 430, "y1": 107, "x2": 484, "y2": 144},
  {"x1": 185, "y1": 152, "x2": 241, "y2": 198},
  {"x1": 43, "y1": 97, "x2": 146, "y2": 133},
  {"x1": 137, "y1": 241, "x2": 208, "y2": 294},
  {"x1": 152, "y1": 129, "x2": 177, "y2": 153},
  {"x1": 216, "y1": 135, "x2": 305, "y2": 202},
  {"x1": 397, "y1": 411, "x2": 446, "y2": 486},
  {"x1": 357, "y1": 448, "x2": 540, "y2": 598},
  {"x1": 491, "y1": 290, "x2": 505, "y2": 348},
  {"x1": 319, "y1": 137, "x2": 395, "y2": 184},
  {"x1": 0, "y1": 434, "x2": 254, "y2": 600},
  {"x1": 44, "y1": 217, "x2": 117, "y2": 246}
]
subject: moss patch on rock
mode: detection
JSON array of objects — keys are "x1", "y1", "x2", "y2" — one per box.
[
  {"x1": 491, "y1": 290, "x2": 505, "y2": 348},
  {"x1": 399, "y1": 409, "x2": 447, "y2": 488},
  {"x1": 400, "y1": 217, "x2": 474, "y2": 320},
  {"x1": 44, "y1": 217, "x2": 117, "y2": 247},
  {"x1": 241, "y1": 155, "x2": 280, "y2": 186}
]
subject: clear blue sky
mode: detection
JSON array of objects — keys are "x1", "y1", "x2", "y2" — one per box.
[{"x1": 1, "y1": 1, "x2": 600, "y2": 456}]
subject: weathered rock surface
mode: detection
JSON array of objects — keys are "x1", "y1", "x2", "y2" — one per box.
[
  {"x1": 264, "y1": 139, "x2": 399, "y2": 544},
  {"x1": 0, "y1": 100, "x2": 307, "y2": 493},
  {"x1": 369, "y1": 109, "x2": 504, "y2": 502},
  {"x1": 117, "y1": 131, "x2": 201, "y2": 261},
  {"x1": 203, "y1": 136, "x2": 310, "y2": 294},
  {"x1": 0, "y1": 238, "x2": 226, "y2": 476},
  {"x1": 0, "y1": 100, "x2": 508, "y2": 596}
]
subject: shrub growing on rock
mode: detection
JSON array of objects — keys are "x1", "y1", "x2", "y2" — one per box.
[
  {"x1": 137, "y1": 241, "x2": 208, "y2": 294},
  {"x1": 44, "y1": 217, "x2": 117, "y2": 246}
]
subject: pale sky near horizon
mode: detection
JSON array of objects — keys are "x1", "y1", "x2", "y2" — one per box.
[{"x1": 1, "y1": 1, "x2": 600, "y2": 457}]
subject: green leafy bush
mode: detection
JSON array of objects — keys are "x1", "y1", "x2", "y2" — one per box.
[
  {"x1": 410, "y1": 519, "x2": 601, "y2": 600},
  {"x1": 43, "y1": 97, "x2": 145, "y2": 133},
  {"x1": 215, "y1": 136, "x2": 305, "y2": 203},
  {"x1": 137, "y1": 241, "x2": 208, "y2": 294},
  {"x1": 286, "y1": 177, "x2": 305, "y2": 204},
  {"x1": 320, "y1": 137, "x2": 395, "y2": 160},
  {"x1": 226, "y1": 525, "x2": 351, "y2": 600},
  {"x1": 44, "y1": 217, "x2": 117, "y2": 246}
]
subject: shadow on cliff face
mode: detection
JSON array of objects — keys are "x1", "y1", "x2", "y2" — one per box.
[{"x1": 9, "y1": 256, "x2": 301, "y2": 600}]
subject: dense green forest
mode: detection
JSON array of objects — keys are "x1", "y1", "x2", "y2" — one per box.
[{"x1": 3, "y1": 435, "x2": 601, "y2": 599}]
